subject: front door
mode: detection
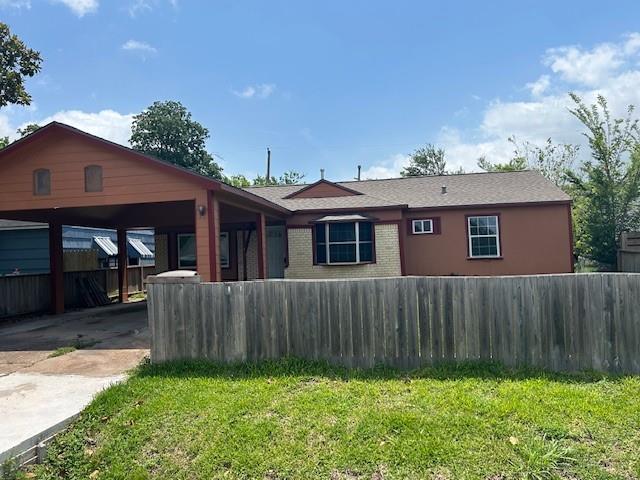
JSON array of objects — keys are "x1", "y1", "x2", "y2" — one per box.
[{"x1": 266, "y1": 225, "x2": 286, "y2": 278}]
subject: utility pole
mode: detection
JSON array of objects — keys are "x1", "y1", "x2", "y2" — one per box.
[{"x1": 266, "y1": 148, "x2": 271, "y2": 184}]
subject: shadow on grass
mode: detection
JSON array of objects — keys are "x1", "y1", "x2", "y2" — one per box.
[{"x1": 134, "y1": 357, "x2": 626, "y2": 384}]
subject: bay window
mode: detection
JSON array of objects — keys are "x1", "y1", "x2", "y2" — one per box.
[{"x1": 315, "y1": 221, "x2": 374, "y2": 264}]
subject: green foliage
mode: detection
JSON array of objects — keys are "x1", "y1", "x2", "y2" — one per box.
[
  {"x1": 477, "y1": 155, "x2": 528, "y2": 172},
  {"x1": 30, "y1": 359, "x2": 640, "y2": 479},
  {"x1": 130, "y1": 101, "x2": 223, "y2": 179},
  {"x1": 478, "y1": 137, "x2": 579, "y2": 188},
  {"x1": 566, "y1": 93, "x2": 640, "y2": 267},
  {"x1": 17, "y1": 123, "x2": 40, "y2": 137},
  {"x1": 252, "y1": 170, "x2": 305, "y2": 186},
  {"x1": 0, "y1": 137, "x2": 8, "y2": 149},
  {"x1": 401, "y1": 144, "x2": 448, "y2": 176},
  {"x1": 0, "y1": 22, "x2": 42, "y2": 107},
  {"x1": 225, "y1": 174, "x2": 251, "y2": 188},
  {"x1": 1, "y1": 459, "x2": 26, "y2": 480}
]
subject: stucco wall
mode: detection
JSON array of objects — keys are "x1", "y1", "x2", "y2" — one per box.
[{"x1": 285, "y1": 223, "x2": 401, "y2": 279}]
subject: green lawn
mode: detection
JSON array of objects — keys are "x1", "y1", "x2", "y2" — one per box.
[{"x1": 30, "y1": 360, "x2": 640, "y2": 480}]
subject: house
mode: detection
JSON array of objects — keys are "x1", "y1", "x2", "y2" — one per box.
[
  {"x1": 0, "y1": 122, "x2": 572, "y2": 313},
  {"x1": 244, "y1": 173, "x2": 574, "y2": 278},
  {"x1": 0, "y1": 220, "x2": 154, "y2": 275}
]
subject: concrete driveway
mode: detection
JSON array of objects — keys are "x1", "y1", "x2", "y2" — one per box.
[{"x1": 0, "y1": 302, "x2": 150, "y2": 456}]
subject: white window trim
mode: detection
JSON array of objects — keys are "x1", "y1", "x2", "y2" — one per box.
[
  {"x1": 317, "y1": 221, "x2": 373, "y2": 265},
  {"x1": 412, "y1": 219, "x2": 434, "y2": 234},
  {"x1": 467, "y1": 215, "x2": 501, "y2": 258}
]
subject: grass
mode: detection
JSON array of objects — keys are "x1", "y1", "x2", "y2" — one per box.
[
  {"x1": 48, "y1": 339, "x2": 100, "y2": 358},
  {"x1": 29, "y1": 359, "x2": 640, "y2": 480}
]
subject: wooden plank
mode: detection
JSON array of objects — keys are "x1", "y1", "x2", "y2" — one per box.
[
  {"x1": 405, "y1": 277, "x2": 419, "y2": 369},
  {"x1": 416, "y1": 277, "x2": 432, "y2": 365}
]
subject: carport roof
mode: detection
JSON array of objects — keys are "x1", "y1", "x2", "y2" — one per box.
[{"x1": 0, "y1": 122, "x2": 291, "y2": 216}]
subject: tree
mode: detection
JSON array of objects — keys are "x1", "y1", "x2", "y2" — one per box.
[
  {"x1": 0, "y1": 23, "x2": 42, "y2": 107},
  {"x1": 17, "y1": 123, "x2": 40, "y2": 137},
  {"x1": 225, "y1": 174, "x2": 251, "y2": 188},
  {"x1": 477, "y1": 155, "x2": 528, "y2": 172},
  {"x1": 477, "y1": 137, "x2": 578, "y2": 187},
  {"x1": 252, "y1": 170, "x2": 305, "y2": 185},
  {"x1": 567, "y1": 93, "x2": 640, "y2": 267},
  {"x1": 0, "y1": 136, "x2": 8, "y2": 149},
  {"x1": 130, "y1": 101, "x2": 223, "y2": 179},
  {"x1": 401, "y1": 144, "x2": 447, "y2": 176}
]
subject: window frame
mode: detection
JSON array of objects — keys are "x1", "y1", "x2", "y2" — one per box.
[
  {"x1": 467, "y1": 214, "x2": 502, "y2": 259},
  {"x1": 177, "y1": 233, "x2": 197, "y2": 269},
  {"x1": 33, "y1": 168, "x2": 51, "y2": 196},
  {"x1": 177, "y1": 232, "x2": 231, "y2": 270},
  {"x1": 412, "y1": 218, "x2": 434, "y2": 235},
  {"x1": 220, "y1": 231, "x2": 230, "y2": 269},
  {"x1": 314, "y1": 221, "x2": 375, "y2": 265}
]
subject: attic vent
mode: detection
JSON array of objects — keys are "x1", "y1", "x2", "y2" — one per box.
[{"x1": 441, "y1": 185, "x2": 447, "y2": 194}]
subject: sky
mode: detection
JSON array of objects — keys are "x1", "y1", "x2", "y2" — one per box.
[{"x1": 2, "y1": 1, "x2": 640, "y2": 182}]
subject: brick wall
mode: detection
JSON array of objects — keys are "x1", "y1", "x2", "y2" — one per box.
[
  {"x1": 236, "y1": 230, "x2": 259, "y2": 280},
  {"x1": 285, "y1": 223, "x2": 401, "y2": 279},
  {"x1": 154, "y1": 234, "x2": 168, "y2": 273}
]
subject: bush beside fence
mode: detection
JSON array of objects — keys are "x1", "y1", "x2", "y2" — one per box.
[{"x1": 147, "y1": 273, "x2": 640, "y2": 374}]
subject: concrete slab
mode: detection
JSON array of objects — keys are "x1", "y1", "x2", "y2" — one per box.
[
  {"x1": 0, "y1": 303, "x2": 150, "y2": 457},
  {"x1": 0, "y1": 373, "x2": 123, "y2": 453}
]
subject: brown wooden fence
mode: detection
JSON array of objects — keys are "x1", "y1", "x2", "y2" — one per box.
[
  {"x1": 0, "y1": 266, "x2": 155, "y2": 318},
  {"x1": 147, "y1": 273, "x2": 640, "y2": 374}
]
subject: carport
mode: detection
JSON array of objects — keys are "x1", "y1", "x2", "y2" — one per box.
[{"x1": 0, "y1": 122, "x2": 290, "y2": 314}]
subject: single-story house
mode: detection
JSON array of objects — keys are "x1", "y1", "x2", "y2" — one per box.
[
  {"x1": 0, "y1": 220, "x2": 154, "y2": 275},
  {"x1": 0, "y1": 122, "x2": 572, "y2": 312},
  {"x1": 242, "y1": 173, "x2": 573, "y2": 278}
]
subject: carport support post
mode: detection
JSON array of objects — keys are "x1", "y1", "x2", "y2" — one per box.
[
  {"x1": 117, "y1": 228, "x2": 128, "y2": 303},
  {"x1": 48, "y1": 222, "x2": 64, "y2": 314},
  {"x1": 256, "y1": 212, "x2": 267, "y2": 279}
]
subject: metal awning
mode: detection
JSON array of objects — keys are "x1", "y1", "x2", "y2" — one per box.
[
  {"x1": 93, "y1": 236, "x2": 118, "y2": 256},
  {"x1": 313, "y1": 214, "x2": 375, "y2": 223},
  {"x1": 128, "y1": 238, "x2": 153, "y2": 257}
]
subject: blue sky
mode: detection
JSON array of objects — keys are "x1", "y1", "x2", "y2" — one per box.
[{"x1": 3, "y1": 0, "x2": 640, "y2": 181}]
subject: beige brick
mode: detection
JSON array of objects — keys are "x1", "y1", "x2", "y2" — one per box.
[{"x1": 285, "y1": 223, "x2": 401, "y2": 279}]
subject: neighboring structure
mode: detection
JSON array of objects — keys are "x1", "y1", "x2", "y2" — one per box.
[
  {"x1": 618, "y1": 231, "x2": 640, "y2": 272},
  {"x1": 245, "y1": 173, "x2": 574, "y2": 278},
  {"x1": 0, "y1": 122, "x2": 573, "y2": 315},
  {"x1": 0, "y1": 220, "x2": 155, "y2": 275}
]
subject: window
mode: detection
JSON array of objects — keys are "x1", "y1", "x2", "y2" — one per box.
[
  {"x1": 84, "y1": 165, "x2": 103, "y2": 192},
  {"x1": 412, "y1": 219, "x2": 433, "y2": 234},
  {"x1": 178, "y1": 233, "x2": 230, "y2": 269},
  {"x1": 315, "y1": 222, "x2": 373, "y2": 264},
  {"x1": 33, "y1": 169, "x2": 50, "y2": 196},
  {"x1": 467, "y1": 215, "x2": 501, "y2": 258},
  {"x1": 220, "y1": 232, "x2": 230, "y2": 268},
  {"x1": 178, "y1": 234, "x2": 196, "y2": 269}
]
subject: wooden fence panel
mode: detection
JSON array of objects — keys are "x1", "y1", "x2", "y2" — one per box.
[{"x1": 147, "y1": 273, "x2": 640, "y2": 374}]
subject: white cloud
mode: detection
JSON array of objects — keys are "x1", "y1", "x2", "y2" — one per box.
[
  {"x1": 361, "y1": 153, "x2": 410, "y2": 179},
  {"x1": 526, "y1": 75, "x2": 550, "y2": 97},
  {"x1": 543, "y1": 43, "x2": 623, "y2": 87},
  {"x1": 32, "y1": 110, "x2": 134, "y2": 145},
  {"x1": 127, "y1": 0, "x2": 178, "y2": 17},
  {"x1": 0, "y1": 0, "x2": 31, "y2": 9},
  {"x1": 122, "y1": 40, "x2": 157, "y2": 58},
  {"x1": 52, "y1": 0, "x2": 98, "y2": 17},
  {"x1": 232, "y1": 84, "x2": 276, "y2": 99},
  {"x1": 362, "y1": 32, "x2": 640, "y2": 178}
]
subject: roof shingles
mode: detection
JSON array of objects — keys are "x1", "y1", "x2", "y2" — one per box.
[{"x1": 244, "y1": 171, "x2": 570, "y2": 212}]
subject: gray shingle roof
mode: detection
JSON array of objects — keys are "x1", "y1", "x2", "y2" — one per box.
[
  {"x1": 244, "y1": 171, "x2": 570, "y2": 212},
  {"x1": 0, "y1": 220, "x2": 47, "y2": 230}
]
